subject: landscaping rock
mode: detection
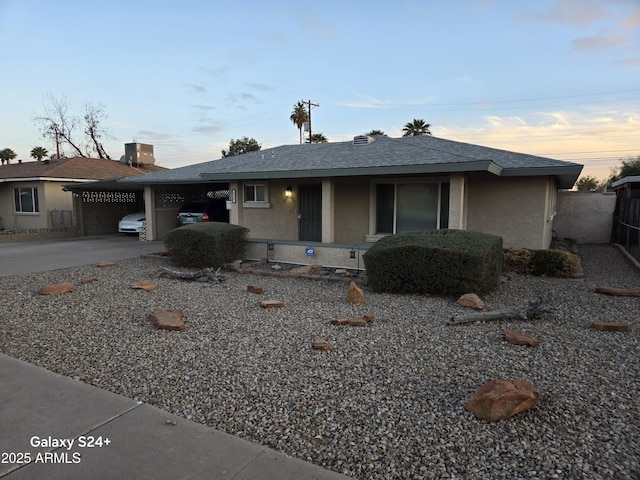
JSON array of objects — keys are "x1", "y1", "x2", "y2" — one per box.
[
  {"x1": 247, "y1": 285, "x2": 264, "y2": 294},
  {"x1": 591, "y1": 322, "x2": 629, "y2": 332},
  {"x1": 330, "y1": 318, "x2": 349, "y2": 325},
  {"x1": 312, "y1": 338, "x2": 333, "y2": 351},
  {"x1": 465, "y1": 379, "x2": 540, "y2": 422},
  {"x1": 290, "y1": 264, "x2": 324, "y2": 275},
  {"x1": 347, "y1": 281, "x2": 365, "y2": 304},
  {"x1": 131, "y1": 281, "x2": 157, "y2": 291},
  {"x1": 259, "y1": 300, "x2": 284, "y2": 308},
  {"x1": 97, "y1": 261, "x2": 117, "y2": 268},
  {"x1": 504, "y1": 330, "x2": 539, "y2": 347},
  {"x1": 347, "y1": 318, "x2": 368, "y2": 327},
  {"x1": 40, "y1": 282, "x2": 75, "y2": 295},
  {"x1": 150, "y1": 309, "x2": 185, "y2": 331},
  {"x1": 457, "y1": 293, "x2": 485, "y2": 310}
]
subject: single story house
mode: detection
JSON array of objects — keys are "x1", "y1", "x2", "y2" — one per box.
[
  {"x1": 0, "y1": 155, "x2": 165, "y2": 239},
  {"x1": 73, "y1": 134, "x2": 582, "y2": 268}
]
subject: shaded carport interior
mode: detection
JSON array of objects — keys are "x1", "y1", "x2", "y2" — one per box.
[{"x1": 63, "y1": 180, "x2": 230, "y2": 238}]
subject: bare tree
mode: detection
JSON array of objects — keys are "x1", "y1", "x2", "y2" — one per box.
[
  {"x1": 82, "y1": 102, "x2": 111, "y2": 159},
  {"x1": 34, "y1": 94, "x2": 112, "y2": 159}
]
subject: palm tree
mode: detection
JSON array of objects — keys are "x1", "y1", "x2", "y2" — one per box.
[
  {"x1": 290, "y1": 101, "x2": 309, "y2": 144},
  {"x1": 366, "y1": 129, "x2": 386, "y2": 136},
  {"x1": 310, "y1": 133, "x2": 328, "y2": 143},
  {"x1": 0, "y1": 148, "x2": 17, "y2": 165},
  {"x1": 402, "y1": 119, "x2": 432, "y2": 137},
  {"x1": 30, "y1": 146, "x2": 48, "y2": 162}
]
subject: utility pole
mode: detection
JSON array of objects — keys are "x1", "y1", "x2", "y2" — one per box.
[{"x1": 303, "y1": 99, "x2": 319, "y2": 143}]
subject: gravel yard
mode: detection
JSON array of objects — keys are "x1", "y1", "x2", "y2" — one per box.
[{"x1": 1, "y1": 244, "x2": 639, "y2": 479}]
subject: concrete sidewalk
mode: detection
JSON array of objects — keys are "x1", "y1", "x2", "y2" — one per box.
[{"x1": 0, "y1": 354, "x2": 351, "y2": 480}]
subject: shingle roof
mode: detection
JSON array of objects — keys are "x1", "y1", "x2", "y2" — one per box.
[
  {"x1": 118, "y1": 135, "x2": 583, "y2": 188},
  {"x1": 0, "y1": 156, "x2": 166, "y2": 182}
]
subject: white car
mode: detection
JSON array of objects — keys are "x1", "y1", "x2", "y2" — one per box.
[{"x1": 118, "y1": 212, "x2": 146, "y2": 234}]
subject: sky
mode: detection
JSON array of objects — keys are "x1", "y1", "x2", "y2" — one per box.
[{"x1": 1, "y1": 0, "x2": 639, "y2": 183}]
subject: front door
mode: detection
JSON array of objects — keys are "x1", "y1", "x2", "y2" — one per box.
[{"x1": 298, "y1": 184, "x2": 322, "y2": 241}]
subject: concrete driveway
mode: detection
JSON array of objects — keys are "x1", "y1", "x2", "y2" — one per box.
[{"x1": 0, "y1": 235, "x2": 165, "y2": 277}]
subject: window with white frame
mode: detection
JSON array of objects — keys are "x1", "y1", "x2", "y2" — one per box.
[
  {"x1": 14, "y1": 187, "x2": 39, "y2": 213},
  {"x1": 374, "y1": 181, "x2": 449, "y2": 234},
  {"x1": 243, "y1": 183, "x2": 269, "y2": 207}
]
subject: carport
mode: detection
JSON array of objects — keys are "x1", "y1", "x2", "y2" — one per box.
[{"x1": 64, "y1": 180, "x2": 230, "y2": 240}]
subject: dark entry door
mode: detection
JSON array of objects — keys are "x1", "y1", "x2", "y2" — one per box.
[{"x1": 298, "y1": 184, "x2": 322, "y2": 241}]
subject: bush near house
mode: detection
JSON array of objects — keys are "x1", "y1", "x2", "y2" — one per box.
[
  {"x1": 503, "y1": 248, "x2": 580, "y2": 278},
  {"x1": 164, "y1": 222, "x2": 248, "y2": 268},
  {"x1": 363, "y1": 230, "x2": 503, "y2": 295}
]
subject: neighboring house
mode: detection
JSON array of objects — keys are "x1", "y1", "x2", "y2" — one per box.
[
  {"x1": 71, "y1": 135, "x2": 582, "y2": 268},
  {"x1": 0, "y1": 155, "x2": 165, "y2": 239},
  {"x1": 611, "y1": 176, "x2": 640, "y2": 262}
]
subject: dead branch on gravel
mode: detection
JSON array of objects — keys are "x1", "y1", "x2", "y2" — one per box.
[
  {"x1": 448, "y1": 297, "x2": 553, "y2": 325},
  {"x1": 158, "y1": 266, "x2": 225, "y2": 283},
  {"x1": 595, "y1": 286, "x2": 640, "y2": 297}
]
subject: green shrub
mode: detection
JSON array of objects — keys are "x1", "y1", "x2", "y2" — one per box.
[
  {"x1": 503, "y1": 248, "x2": 534, "y2": 274},
  {"x1": 363, "y1": 230, "x2": 503, "y2": 295},
  {"x1": 164, "y1": 222, "x2": 248, "y2": 268},
  {"x1": 530, "y1": 249, "x2": 580, "y2": 278},
  {"x1": 502, "y1": 247, "x2": 580, "y2": 278}
]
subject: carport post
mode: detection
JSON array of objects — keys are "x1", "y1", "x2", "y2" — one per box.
[{"x1": 78, "y1": 189, "x2": 85, "y2": 236}]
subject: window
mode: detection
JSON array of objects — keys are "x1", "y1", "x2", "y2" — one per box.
[
  {"x1": 243, "y1": 183, "x2": 270, "y2": 208},
  {"x1": 14, "y1": 187, "x2": 39, "y2": 213},
  {"x1": 374, "y1": 182, "x2": 449, "y2": 234}
]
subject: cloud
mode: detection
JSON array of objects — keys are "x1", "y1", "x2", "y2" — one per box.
[
  {"x1": 192, "y1": 124, "x2": 223, "y2": 135},
  {"x1": 199, "y1": 66, "x2": 228, "y2": 77},
  {"x1": 613, "y1": 56, "x2": 640, "y2": 67},
  {"x1": 255, "y1": 30, "x2": 289, "y2": 44},
  {"x1": 246, "y1": 82, "x2": 273, "y2": 91},
  {"x1": 191, "y1": 105, "x2": 216, "y2": 112},
  {"x1": 515, "y1": 0, "x2": 612, "y2": 27},
  {"x1": 571, "y1": 34, "x2": 628, "y2": 52},
  {"x1": 434, "y1": 108, "x2": 640, "y2": 180},
  {"x1": 186, "y1": 84, "x2": 207, "y2": 94},
  {"x1": 298, "y1": 12, "x2": 340, "y2": 42}
]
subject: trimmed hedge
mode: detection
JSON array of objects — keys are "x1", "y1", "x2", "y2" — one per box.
[
  {"x1": 503, "y1": 248, "x2": 580, "y2": 278},
  {"x1": 164, "y1": 222, "x2": 248, "y2": 268},
  {"x1": 363, "y1": 230, "x2": 503, "y2": 295}
]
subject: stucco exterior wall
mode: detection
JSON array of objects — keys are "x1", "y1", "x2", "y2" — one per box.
[
  {"x1": 554, "y1": 191, "x2": 615, "y2": 243},
  {"x1": 333, "y1": 177, "x2": 370, "y2": 244},
  {"x1": 467, "y1": 174, "x2": 550, "y2": 249},
  {"x1": 0, "y1": 181, "x2": 47, "y2": 231},
  {"x1": 0, "y1": 186, "x2": 13, "y2": 231},
  {"x1": 237, "y1": 179, "x2": 299, "y2": 240}
]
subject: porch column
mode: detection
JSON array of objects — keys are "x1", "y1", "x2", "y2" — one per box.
[
  {"x1": 448, "y1": 174, "x2": 468, "y2": 230},
  {"x1": 144, "y1": 185, "x2": 156, "y2": 240},
  {"x1": 322, "y1": 178, "x2": 335, "y2": 243}
]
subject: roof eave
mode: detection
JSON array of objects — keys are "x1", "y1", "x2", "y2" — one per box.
[
  {"x1": 199, "y1": 160, "x2": 502, "y2": 181},
  {"x1": 500, "y1": 165, "x2": 584, "y2": 189}
]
